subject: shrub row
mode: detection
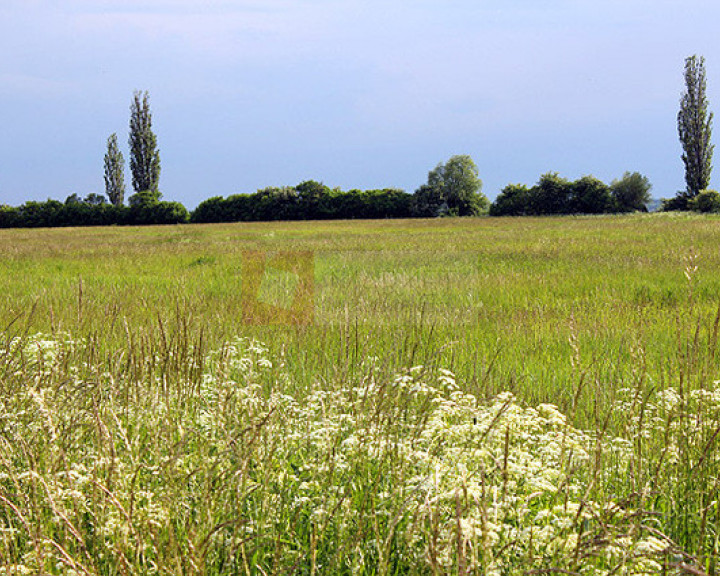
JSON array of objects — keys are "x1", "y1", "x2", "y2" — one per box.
[
  {"x1": 0, "y1": 197, "x2": 189, "y2": 228},
  {"x1": 661, "y1": 189, "x2": 720, "y2": 212},
  {"x1": 191, "y1": 182, "x2": 412, "y2": 223},
  {"x1": 489, "y1": 172, "x2": 651, "y2": 216},
  {"x1": 5, "y1": 172, "x2": 703, "y2": 229}
]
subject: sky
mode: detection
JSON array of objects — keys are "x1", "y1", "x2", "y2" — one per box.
[{"x1": 1, "y1": 0, "x2": 720, "y2": 209}]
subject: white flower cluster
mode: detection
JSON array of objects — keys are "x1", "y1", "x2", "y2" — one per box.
[
  {"x1": 274, "y1": 378, "x2": 672, "y2": 574},
  {"x1": 614, "y1": 381, "x2": 720, "y2": 472},
  {"x1": 0, "y1": 334, "x2": 699, "y2": 574},
  {"x1": 1, "y1": 332, "x2": 76, "y2": 382}
]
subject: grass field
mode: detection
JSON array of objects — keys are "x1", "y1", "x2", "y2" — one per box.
[{"x1": 1, "y1": 213, "x2": 720, "y2": 574}]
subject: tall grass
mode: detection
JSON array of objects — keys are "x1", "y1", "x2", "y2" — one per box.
[
  {"x1": 1, "y1": 320, "x2": 718, "y2": 574},
  {"x1": 1, "y1": 213, "x2": 720, "y2": 572}
]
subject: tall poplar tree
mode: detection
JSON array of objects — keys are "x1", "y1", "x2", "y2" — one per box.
[
  {"x1": 678, "y1": 55, "x2": 714, "y2": 199},
  {"x1": 103, "y1": 133, "x2": 125, "y2": 206},
  {"x1": 129, "y1": 90, "x2": 161, "y2": 199}
]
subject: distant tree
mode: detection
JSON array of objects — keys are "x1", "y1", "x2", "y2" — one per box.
[
  {"x1": 610, "y1": 171, "x2": 652, "y2": 212},
  {"x1": 661, "y1": 195, "x2": 690, "y2": 212},
  {"x1": 296, "y1": 180, "x2": 333, "y2": 219},
  {"x1": 84, "y1": 193, "x2": 107, "y2": 206},
  {"x1": 225, "y1": 194, "x2": 254, "y2": 221},
  {"x1": 689, "y1": 189, "x2": 720, "y2": 213},
  {"x1": 65, "y1": 193, "x2": 82, "y2": 205},
  {"x1": 129, "y1": 91, "x2": 161, "y2": 197},
  {"x1": 363, "y1": 188, "x2": 411, "y2": 219},
  {"x1": 149, "y1": 201, "x2": 189, "y2": 224},
  {"x1": 440, "y1": 155, "x2": 487, "y2": 215},
  {"x1": 128, "y1": 189, "x2": 162, "y2": 207},
  {"x1": 530, "y1": 172, "x2": 572, "y2": 215},
  {"x1": 17, "y1": 200, "x2": 64, "y2": 228},
  {"x1": 413, "y1": 155, "x2": 487, "y2": 217},
  {"x1": 677, "y1": 55, "x2": 714, "y2": 205},
  {"x1": 191, "y1": 196, "x2": 227, "y2": 223},
  {"x1": 254, "y1": 186, "x2": 299, "y2": 220},
  {"x1": 411, "y1": 182, "x2": 447, "y2": 217},
  {"x1": 570, "y1": 176, "x2": 613, "y2": 214},
  {"x1": 104, "y1": 133, "x2": 126, "y2": 206},
  {"x1": 489, "y1": 184, "x2": 531, "y2": 216},
  {"x1": 128, "y1": 199, "x2": 188, "y2": 225},
  {"x1": 0, "y1": 205, "x2": 19, "y2": 228}
]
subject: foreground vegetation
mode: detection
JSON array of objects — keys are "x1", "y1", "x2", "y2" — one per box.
[{"x1": 1, "y1": 213, "x2": 720, "y2": 573}]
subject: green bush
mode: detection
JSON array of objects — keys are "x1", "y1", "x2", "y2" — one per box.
[
  {"x1": 129, "y1": 200, "x2": 189, "y2": 225},
  {"x1": 190, "y1": 185, "x2": 414, "y2": 223},
  {"x1": 128, "y1": 189, "x2": 162, "y2": 207},
  {"x1": 571, "y1": 175, "x2": 613, "y2": 214},
  {"x1": 530, "y1": 172, "x2": 573, "y2": 215},
  {"x1": 610, "y1": 172, "x2": 651, "y2": 212},
  {"x1": 661, "y1": 194, "x2": 691, "y2": 211},
  {"x1": 0, "y1": 205, "x2": 19, "y2": 228},
  {"x1": 410, "y1": 182, "x2": 447, "y2": 217},
  {"x1": 489, "y1": 184, "x2": 531, "y2": 216},
  {"x1": 190, "y1": 196, "x2": 226, "y2": 223},
  {"x1": 690, "y1": 189, "x2": 720, "y2": 213}
]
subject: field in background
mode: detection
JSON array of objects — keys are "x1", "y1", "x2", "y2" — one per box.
[
  {"x1": 2, "y1": 213, "x2": 720, "y2": 573},
  {"x1": 2, "y1": 213, "x2": 720, "y2": 415}
]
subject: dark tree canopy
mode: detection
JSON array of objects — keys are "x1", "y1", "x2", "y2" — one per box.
[
  {"x1": 411, "y1": 182, "x2": 447, "y2": 217},
  {"x1": 489, "y1": 184, "x2": 530, "y2": 216},
  {"x1": 610, "y1": 172, "x2": 652, "y2": 212},
  {"x1": 530, "y1": 172, "x2": 572, "y2": 215},
  {"x1": 570, "y1": 176, "x2": 613, "y2": 214},
  {"x1": 690, "y1": 189, "x2": 720, "y2": 213},
  {"x1": 129, "y1": 91, "x2": 161, "y2": 196},
  {"x1": 84, "y1": 193, "x2": 108, "y2": 206},
  {"x1": 678, "y1": 55, "x2": 714, "y2": 198},
  {"x1": 489, "y1": 172, "x2": 651, "y2": 216}
]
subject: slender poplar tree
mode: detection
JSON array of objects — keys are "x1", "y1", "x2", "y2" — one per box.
[
  {"x1": 129, "y1": 90, "x2": 161, "y2": 198},
  {"x1": 678, "y1": 55, "x2": 714, "y2": 198},
  {"x1": 103, "y1": 133, "x2": 125, "y2": 206}
]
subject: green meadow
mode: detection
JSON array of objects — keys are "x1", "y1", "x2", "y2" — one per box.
[{"x1": 2, "y1": 213, "x2": 720, "y2": 574}]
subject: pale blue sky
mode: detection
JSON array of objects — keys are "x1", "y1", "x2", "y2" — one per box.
[{"x1": 1, "y1": 0, "x2": 719, "y2": 208}]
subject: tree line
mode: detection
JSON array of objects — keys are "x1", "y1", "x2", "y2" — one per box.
[
  {"x1": 0, "y1": 160, "x2": 659, "y2": 228},
  {"x1": 1, "y1": 55, "x2": 717, "y2": 229},
  {"x1": 489, "y1": 172, "x2": 651, "y2": 216},
  {"x1": 0, "y1": 91, "x2": 188, "y2": 228},
  {"x1": 0, "y1": 159, "x2": 700, "y2": 229}
]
